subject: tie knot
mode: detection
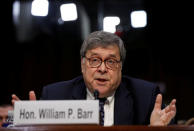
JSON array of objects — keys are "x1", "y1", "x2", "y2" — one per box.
[{"x1": 99, "y1": 98, "x2": 107, "y2": 103}]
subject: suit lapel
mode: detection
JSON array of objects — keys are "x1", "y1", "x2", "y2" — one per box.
[{"x1": 114, "y1": 82, "x2": 134, "y2": 125}]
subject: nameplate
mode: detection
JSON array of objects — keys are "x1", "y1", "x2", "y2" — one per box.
[{"x1": 13, "y1": 100, "x2": 99, "y2": 125}]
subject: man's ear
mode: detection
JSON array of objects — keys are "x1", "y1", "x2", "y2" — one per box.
[{"x1": 81, "y1": 57, "x2": 85, "y2": 73}]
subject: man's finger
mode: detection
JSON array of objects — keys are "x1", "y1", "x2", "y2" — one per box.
[
  {"x1": 165, "y1": 99, "x2": 176, "y2": 113},
  {"x1": 154, "y1": 94, "x2": 162, "y2": 111},
  {"x1": 11, "y1": 94, "x2": 20, "y2": 105},
  {"x1": 170, "y1": 110, "x2": 176, "y2": 118},
  {"x1": 12, "y1": 94, "x2": 20, "y2": 101},
  {"x1": 170, "y1": 99, "x2": 176, "y2": 106},
  {"x1": 29, "y1": 91, "x2": 36, "y2": 100},
  {"x1": 170, "y1": 100, "x2": 176, "y2": 114},
  {"x1": 165, "y1": 105, "x2": 170, "y2": 113}
]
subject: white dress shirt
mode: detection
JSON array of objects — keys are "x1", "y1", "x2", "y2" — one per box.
[{"x1": 86, "y1": 88, "x2": 115, "y2": 126}]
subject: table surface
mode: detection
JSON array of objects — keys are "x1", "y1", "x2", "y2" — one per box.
[{"x1": 1, "y1": 125, "x2": 194, "y2": 131}]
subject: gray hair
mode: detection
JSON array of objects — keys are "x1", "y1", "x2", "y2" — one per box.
[{"x1": 80, "y1": 31, "x2": 126, "y2": 64}]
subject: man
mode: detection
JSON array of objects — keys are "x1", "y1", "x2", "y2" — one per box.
[
  {"x1": 0, "y1": 104, "x2": 13, "y2": 127},
  {"x1": 12, "y1": 31, "x2": 176, "y2": 126}
]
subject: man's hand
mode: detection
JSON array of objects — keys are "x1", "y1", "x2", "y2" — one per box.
[
  {"x1": 150, "y1": 94, "x2": 176, "y2": 126},
  {"x1": 11, "y1": 91, "x2": 37, "y2": 105}
]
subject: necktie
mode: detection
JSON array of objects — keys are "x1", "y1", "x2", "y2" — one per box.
[{"x1": 99, "y1": 98, "x2": 107, "y2": 126}]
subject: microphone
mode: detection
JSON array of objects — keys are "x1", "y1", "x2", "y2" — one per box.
[{"x1": 93, "y1": 90, "x2": 99, "y2": 100}]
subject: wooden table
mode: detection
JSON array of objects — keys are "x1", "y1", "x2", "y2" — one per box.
[{"x1": 1, "y1": 125, "x2": 194, "y2": 131}]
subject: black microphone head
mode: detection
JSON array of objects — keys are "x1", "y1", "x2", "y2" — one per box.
[{"x1": 93, "y1": 90, "x2": 99, "y2": 100}]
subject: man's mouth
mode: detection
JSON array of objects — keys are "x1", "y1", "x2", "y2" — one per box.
[
  {"x1": 95, "y1": 78, "x2": 109, "y2": 85},
  {"x1": 96, "y1": 78, "x2": 108, "y2": 82}
]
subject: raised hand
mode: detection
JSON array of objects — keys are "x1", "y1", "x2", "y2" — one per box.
[
  {"x1": 11, "y1": 91, "x2": 37, "y2": 105},
  {"x1": 150, "y1": 94, "x2": 176, "y2": 126},
  {"x1": 11, "y1": 94, "x2": 20, "y2": 105}
]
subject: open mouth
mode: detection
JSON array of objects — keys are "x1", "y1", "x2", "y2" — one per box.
[
  {"x1": 95, "y1": 78, "x2": 108, "y2": 85},
  {"x1": 96, "y1": 78, "x2": 108, "y2": 82}
]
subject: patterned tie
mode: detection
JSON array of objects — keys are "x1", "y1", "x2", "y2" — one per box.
[{"x1": 99, "y1": 98, "x2": 107, "y2": 126}]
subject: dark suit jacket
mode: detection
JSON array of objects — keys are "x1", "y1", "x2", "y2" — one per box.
[{"x1": 41, "y1": 75, "x2": 160, "y2": 125}]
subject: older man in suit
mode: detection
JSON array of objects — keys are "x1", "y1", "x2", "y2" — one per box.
[{"x1": 12, "y1": 31, "x2": 176, "y2": 126}]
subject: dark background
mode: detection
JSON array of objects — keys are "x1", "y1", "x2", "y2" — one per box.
[{"x1": 1, "y1": 0, "x2": 193, "y2": 123}]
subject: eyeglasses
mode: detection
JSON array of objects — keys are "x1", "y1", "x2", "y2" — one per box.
[{"x1": 84, "y1": 56, "x2": 121, "y2": 70}]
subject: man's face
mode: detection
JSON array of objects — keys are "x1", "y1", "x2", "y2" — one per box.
[
  {"x1": 0, "y1": 106, "x2": 13, "y2": 127},
  {"x1": 81, "y1": 44, "x2": 122, "y2": 98}
]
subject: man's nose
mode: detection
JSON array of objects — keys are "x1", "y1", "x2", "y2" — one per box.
[{"x1": 97, "y1": 62, "x2": 107, "y2": 73}]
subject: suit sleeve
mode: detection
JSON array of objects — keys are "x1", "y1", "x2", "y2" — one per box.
[
  {"x1": 40, "y1": 86, "x2": 48, "y2": 100},
  {"x1": 144, "y1": 86, "x2": 161, "y2": 125}
]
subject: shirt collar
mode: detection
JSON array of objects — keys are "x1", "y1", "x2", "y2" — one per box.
[{"x1": 86, "y1": 88, "x2": 115, "y2": 105}]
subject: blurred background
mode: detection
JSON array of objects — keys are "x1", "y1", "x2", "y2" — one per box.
[{"x1": 1, "y1": 0, "x2": 193, "y2": 124}]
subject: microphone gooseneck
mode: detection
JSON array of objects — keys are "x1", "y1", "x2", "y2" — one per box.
[{"x1": 93, "y1": 90, "x2": 99, "y2": 100}]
